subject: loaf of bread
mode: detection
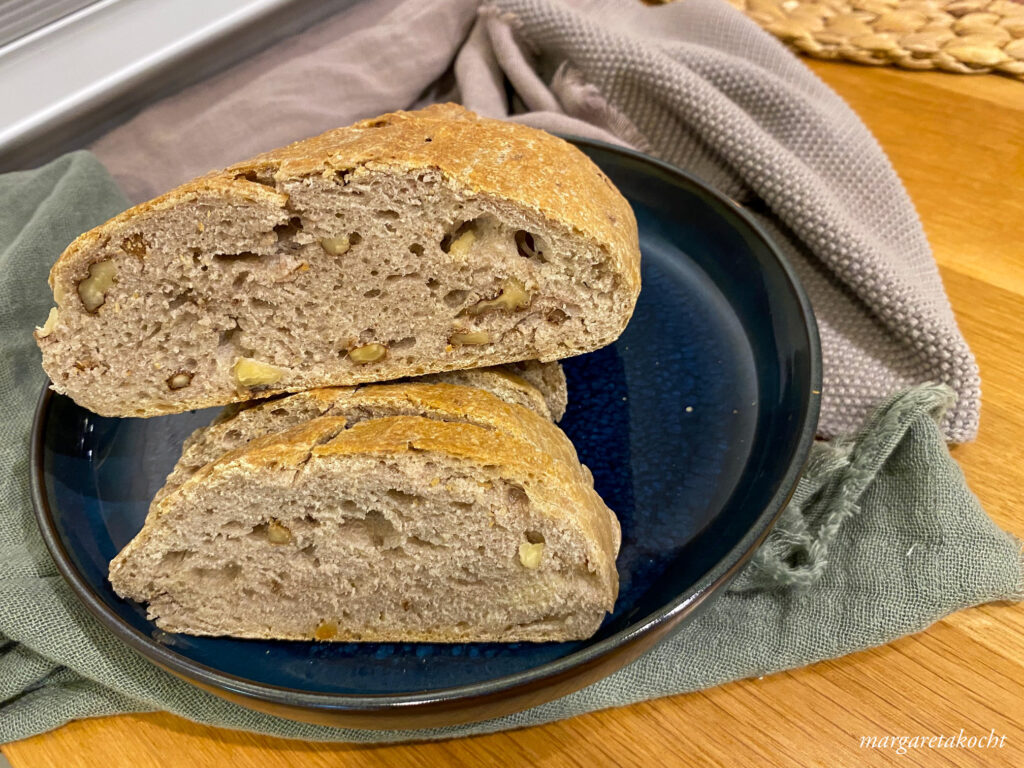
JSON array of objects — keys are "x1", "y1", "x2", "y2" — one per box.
[
  {"x1": 153, "y1": 366, "x2": 565, "y2": 505},
  {"x1": 109, "y1": 385, "x2": 619, "y2": 642},
  {"x1": 36, "y1": 104, "x2": 640, "y2": 417}
]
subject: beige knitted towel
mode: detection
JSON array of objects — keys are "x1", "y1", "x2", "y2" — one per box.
[{"x1": 89, "y1": 0, "x2": 981, "y2": 440}]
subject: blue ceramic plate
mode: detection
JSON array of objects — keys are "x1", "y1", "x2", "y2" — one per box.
[{"x1": 32, "y1": 140, "x2": 821, "y2": 729}]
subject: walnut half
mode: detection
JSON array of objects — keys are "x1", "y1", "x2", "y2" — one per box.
[
  {"x1": 166, "y1": 372, "x2": 193, "y2": 390},
  {"x1": 447, "y1": 228, "x2": 476, "y2": 258},
  {"x1": 449, "y1": 330, "x2": 492, "y2": 346},
  {"x1": 348, "y1": 342, "x2": 387, "y2": 364},
  {"x1": 267, "y1": 519, "x2": 292, "y2": 545},
  {"x1": 518, "y1": 541, "x2": 544, "y2": 569},
  {"x1": 78, "y1": 260, "x2": 117, "y2": 313},
  {"x1": 461, "y1": 278, "x2": 531, "y2": 317},
  {"x1": 233, "y1": 357, "x2": 284, "y2": 387},
  {"x1": 36, "y1": 308, "x2": 59, "y2": 338},
  {"x1": 320, "y1": 235, "x2": 351, "y2": 255}
]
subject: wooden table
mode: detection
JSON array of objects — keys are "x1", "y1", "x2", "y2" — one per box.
[{"x1": 5, "y1": 60, "x2": 1024, "y2": 768}]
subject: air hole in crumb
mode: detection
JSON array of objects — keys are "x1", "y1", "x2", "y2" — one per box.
[
  {"x1": 370, "y1": 269, "x2": 379, "y2": 277},
  {"x1": 212, "y1": 251, "x2": 261, "y2": 263},
  {"x1": 364, "y1": 289, "x2": 382, "y2": 298},
  {"x1": 159, "y1": 550, "x2": 189, "y2": 567},
  {"x1": 232, "y1": 271, "x2": 250, "y2": 289},
  {"x1": 507, "y1": 485, "x2": 529, "y2": 508},
  {"x1": 424, "y1": 137, "x2": 432, "y2": 143},
  {"x1": 408, "y1": 535, "x2": 439, "y2": 549},
  {"x1": 440, "y1": 220, "x2": 475, "y2": 253},
  {"x1": 349, "y1": 232, "x2": 363, "y2": 245},
  {"x1": 218, "y1": 328, "x2": 241, "y2": 350},
  {"x1": 121, "y1": 233, "x2": 148, "y2": 257},
  {"x1": 515, "y1": 230, "x2": 545, "y2": 261},
  {"x1": 376, "y1": 210, "x2": 399, "y2": 220},
  {"x1": 525, "y1": 530, "x2": 545, "y2": 544},
  {"x1": 191, "y1": 563, "x2": 241, "y2": 581},
  {"x1": 273, "y1": 217, "x2": 303, "y2": 245},
  {"x1": 392, "y1": 336, "x2": 415, "y2": 350},
  {"x1": 235, "y1": 170, "x2": 276, "y2": 187},
  {"x1": 168, "y1": 292, "x2": 193, "y2": 310},
  {"x1": 270, "y1": 408, "x2": 288, "y2": 417},
  {"x1": 438, "y1": 221, "x2": 473, "y2": 253},
  {"x1": 364, "y1": 510, "x2": 398, "y2": 547},
  {"x1": 444, "y1": 289, "x2": 469, "y2": 308},
  {"x1": 426, "y1": 277, "x2": 440, "y2": 290},
  {"x1": 386, "y1": 489, "x2": 419, "y2": 505},
  {"x1": 545, "y1": 308, "x2": 569, "y2": 325},
  {"x1": 410, "y1": 243, "x2": 424, "y2": 256}
]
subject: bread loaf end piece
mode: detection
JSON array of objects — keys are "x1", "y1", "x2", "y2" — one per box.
[{"x1": 110, "y1": 410, "x2": 619, "y2": 642}]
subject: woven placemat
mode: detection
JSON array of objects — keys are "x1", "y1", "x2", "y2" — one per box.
[{"x1": 720, "y1": 0, "x2": 1024, "y2": 78}]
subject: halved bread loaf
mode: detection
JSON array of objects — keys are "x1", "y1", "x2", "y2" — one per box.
[
  {"x1": 153, "y1": 370, "x2": 568, "y2": 505},
  {"x1": 109, "y1": 386, "x2": 619, "y2": 642},
  {"x1": 36, "y1": 103, "x2": 640, "y2": 417}
]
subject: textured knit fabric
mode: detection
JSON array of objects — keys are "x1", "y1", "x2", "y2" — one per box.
[
  {"x1": 0, "y1": 155, "x2": 1019, "y2": 746},
  {"x1": 89, "y1": 0, "x2": 981, "y2": 441}
]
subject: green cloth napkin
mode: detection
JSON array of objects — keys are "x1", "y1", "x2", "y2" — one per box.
[{"x1": 1, "y1": 153, "x2": 1020, "y2": 744}]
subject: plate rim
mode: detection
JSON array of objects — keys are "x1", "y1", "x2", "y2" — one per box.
[{"x1": 30, "y1": 136, "x2": 822, "y2": 720}]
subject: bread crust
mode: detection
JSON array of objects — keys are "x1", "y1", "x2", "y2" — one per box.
[{"x1": 155, "y1": 378, "x2": 576, "y2": 504}]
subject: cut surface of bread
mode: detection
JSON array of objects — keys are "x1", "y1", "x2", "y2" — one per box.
[
  {"x1": 153, "y1": 376, "x2": 575, "y2": 505},
  {"x1": 37, "y1": 103, "x2": 640, "y2": 417},
  {"x1": 109, "y1": 390, "x2": 620, "y2": 643}
]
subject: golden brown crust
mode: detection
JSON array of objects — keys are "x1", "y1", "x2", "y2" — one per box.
[
  {"x1": 50, "y1": 103, "x2": 640, "y2": 300},
  {"x1": 280, "y1": 381, "x2": 581, "y2": 475}
]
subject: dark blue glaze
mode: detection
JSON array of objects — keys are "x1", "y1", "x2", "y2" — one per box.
[{"x1": 33, "y1": 140, "x2": 820, "y2": 726}]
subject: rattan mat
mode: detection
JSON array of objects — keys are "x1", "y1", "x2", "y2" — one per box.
[{"x1": 660, "y1": 0, "x2": 1024, "y2": 79}]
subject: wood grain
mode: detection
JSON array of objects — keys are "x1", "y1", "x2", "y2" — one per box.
[{"x1": 6, "y1": 60, "x2": 1024, "y2": 768}]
